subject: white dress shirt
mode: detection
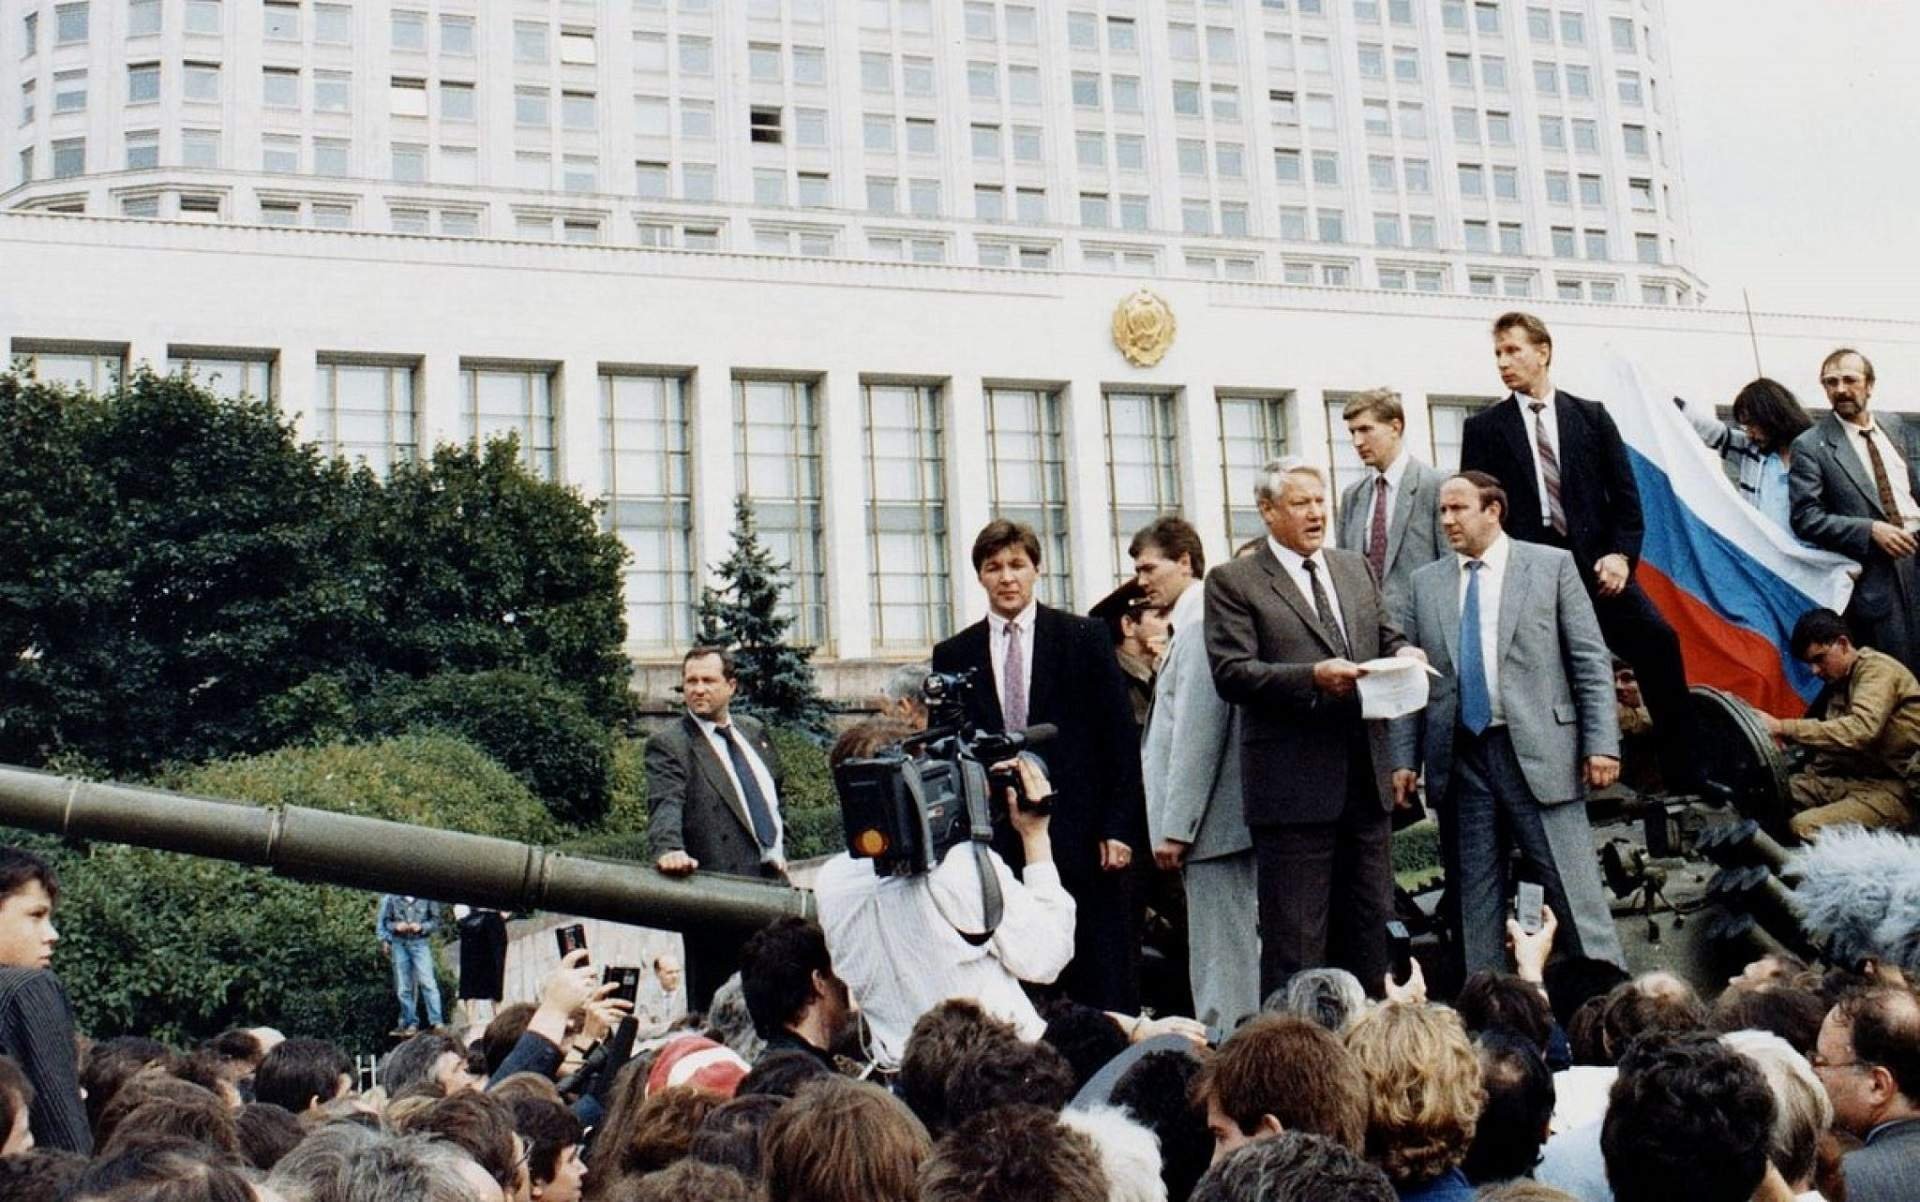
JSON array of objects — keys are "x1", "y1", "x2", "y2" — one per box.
[
  {"x1": 812, "y1": 844, "x2": 1076, "y2": 1068},
  {"x1": 1454, "y1": 532, "x2": 1512, "y2": 726},
  {"x1": 1842, "y1": 416, "x2": 1920, "y2": 527},
  {"x1": 986, "y1": 597, "x2": 1038, "y2": 717},
  {"x1": 1268, "y1": 537, "x2": 1350, "y2": 650},
  {"x1": 1514, "y1": 390, "x2": 1562, "y2": 530},
  {"x1": 691, "y1": 712, "x2": 785, "y2": 864}
]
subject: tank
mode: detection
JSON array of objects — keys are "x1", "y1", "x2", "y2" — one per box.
[{"x1": 0, "y1": 764, "x2": 814, "y2": 935}]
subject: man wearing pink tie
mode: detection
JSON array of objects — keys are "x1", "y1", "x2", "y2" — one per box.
[
  {"x1": 1335, "y1": 388, "x2": 1451, "y2": 610},
  {"x1": 932, "y1": 520, "x2": 1148, "y2": 1011}
]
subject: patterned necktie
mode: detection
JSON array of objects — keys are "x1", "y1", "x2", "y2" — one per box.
[
  {"x1": 1368, "y1": 474, "x2": 1390, "y2": 582},
  {"x1": 1459, "y1": 561, "x2": 1492, "y2": 734},
  {"x1": 1303, "y1": 558, "x2": 1352, "y2": 660},
  {"x1": 1529, "y1": 402, "x2": 1570, "y2": 537},
  {"x1": 1002, "y1": 621, "x2": 1028, "y2": 731},
  {"x1": 715, "y1": 725, "x2": 778, "y2": 849},
  {"x1": 1861, "y1": 427, "x2": 1904, "y2": 522}
]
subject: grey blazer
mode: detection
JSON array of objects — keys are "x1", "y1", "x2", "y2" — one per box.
[
  {"x1": 1337, "y1": 455, "x2": 1452, "y2": 605},
  {"x1": 645, "y1": 713, "x2": 785, "y2": 879},
  {"x1": 1843, "y1": 1117, "x2": 1920, "y2": 1202},
  {"x1": 1790, "y1": 411, "x2": 1920, "y2": 621},
  {"x1": 1388, "y1": 539, "x2": 1619, "y2": 807},
  {"x1": 1141, "y1": 585, "x2": 1251, "y2": 863}
]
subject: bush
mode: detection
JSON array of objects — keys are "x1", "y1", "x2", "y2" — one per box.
[{"x1": 31, "y1": 735, "x2": 558, "y2": 1051}]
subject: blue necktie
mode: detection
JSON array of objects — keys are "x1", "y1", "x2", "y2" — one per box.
[
  {"x1": 717, "y1": 725, "x2": 779, "y2": 850},
  {"x1": 1459, "y1": 560, "x2": 1492, "y2": 735}
]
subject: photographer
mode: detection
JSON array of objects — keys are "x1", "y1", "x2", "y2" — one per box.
[{"x1": 813, "y1": 718, "x2": 1076, "y2": 1068}]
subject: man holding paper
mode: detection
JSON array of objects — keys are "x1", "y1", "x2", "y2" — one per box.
[
  {"x1": 1389, "y1": 471, "x2": 1627, "y2": 973},
  {"x1": 1206, "y1": 457, "x2": 1423, "y2": 997}
]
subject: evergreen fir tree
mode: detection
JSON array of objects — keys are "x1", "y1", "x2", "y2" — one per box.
[{"x1": 695, "y1": 495, "x2": 833, "y2": 736}]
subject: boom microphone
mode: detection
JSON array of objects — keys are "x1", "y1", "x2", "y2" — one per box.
[{"x1": 1790, "y1": 827, "x2": 1920, "y2": 973}]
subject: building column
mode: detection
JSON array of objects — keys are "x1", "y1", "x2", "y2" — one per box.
[
  {"x1": 556, "y1": 354, "x2": 603, "y2": 499},
  {"x1": 275, "y1": 344, "x2": 317, "y2": 442},
  {"x1": 1178, "y1": 377, "x2": 1228, "y2": 567},
  {"x1": 1063, "y1": 377, "x2": 1113, "y2": 612},
  {"x1": 419, "y1": 351, "x2": 464, "y2": 451},
  {"x1": 944, "y1": 371, "x2": 990, "y2": 636},
  {"x1": 687, "y1": 361, "x2": 739, "y2": 596},
  {"x1": 819, "y1": 363, "x2": 873, "y2": 660}
]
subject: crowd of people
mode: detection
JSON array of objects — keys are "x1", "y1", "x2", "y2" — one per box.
[{"x1": 4, "y1": 311, "x2": 1920, "y2": 1200}]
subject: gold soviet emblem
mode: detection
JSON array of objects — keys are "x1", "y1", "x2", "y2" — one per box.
[{"x1": 1111, "y1": 290, "x2": 1176, "y2": 368}]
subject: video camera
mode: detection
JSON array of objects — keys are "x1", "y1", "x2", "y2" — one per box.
[{"x1": 835, "y1": 668, "x2": 1056, "y2": 878}]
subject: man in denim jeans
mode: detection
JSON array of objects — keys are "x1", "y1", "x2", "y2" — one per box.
[{"x1": 377, "y1": 893, "x2": 444, "y2": 1036}]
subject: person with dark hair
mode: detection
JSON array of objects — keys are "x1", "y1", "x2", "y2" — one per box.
[
  {"x1": 0, "y1": 1147, "x2": 87, "y2": 1202},
  {"x1": 1191, "y1": 1130, "x2": 1397, "y2": 1202},
  {"x1": 1136, "y1": 513, "x2": 1260, "y2": 1032},
  {"x1": 1462, "y1": 311, "x2": 1713, "y2": 807},
  {"x1": 1108, "y1": 1047, "x2": 1214, "y2": 1202},
  {"x1": 375, "y1": 892, "x2": 445, "y2": 1037},
  {"x1": 1710, "y1": 983, "x2": 1827, "y2": 1055},
  {"x1": 943, "y1": 1034, "x2": 1078, "y2": 1127},
  {"x1": 1337, "y1": 388, "x2": 1452, "y2": 609},
  {"x1": 96, "y1": 1081, "x2": 242, "y2": 1161},
  {"x1": 382, "y1": 1031, "x2": 480, "y2": 1098},
  {"x1": 933, "y1": 518, "x2": 1150, "y2": 1012},
  {"x1": 232, "y1": 1102, "x2": 304, "y2": 1172},
  {"x1": 1790, "y1": 347, "x2": 1920, "y2": 677},
  {"x1": 1391, "y1": 471, "x2": 1627, "y2": 974},
  {"x1": 735, "y1": 1048, "x2": 832, "y2": 1099},
  {"x1": 918, "y1": 1102, "x2": 1109, "y2": 1202},
  {"x1": 762, "y1": 1077, "x2": 930, "y2": 1202},
  {"x1": 1675, "y1": 378, "x2": 1815, "y2": 533},
  {"x1": 481, "y1": 1003, "x2": 537, "y2": 1076},
  {"x1": 896, "y1": 999, "x2": 1021, "y2": 1136},
  {"x1": 199, "y1": 1029, "x2": 266, "y2": 1098},
  {"x1": 738, "y1": 918, "x2": 854, "y2": 1068},
  {"x1": 1041, "y1": 1000, "x2": 1130, "y2": 1090},
  {"x1": 64, "y1": 1137, "x2": 256, "y2": 1202},
  {"x1": 0, "y1": 847, "x2": 88, "y2": 1154},
  {"x1": 1192, "y1": 1015, "x2": 1370, "y2": 1166},
  {"x1": 79, "y1": 1037, "x2": 174, "y2": 1138},
  {"x1": 0, "y1": 1054, "x2": 35, "y2": 1154},
  {"x1": 1091, "y1": 578, "x2": 1168, "y2": 729},
  {"x1": 507, "y1": 1096, "x2": 586, "y2": 1202},
  {"x1": 1462, "y1": 1032, "x2": 1555, "y2": 1186},
  {"x1": 1815, "y1": 985, "x2": 1920, "y2": 1202},
  {"x1": 689, "y1": 1092, "x2": 786, "y2": 1179},
  {"x1": 252, "y1": 1037, "x2": 354, "y2": 1117},
  {"x1": 647, "y1": 645, "x2": 790, "y2": 1010},
  {"x1": 586, "y1": 1082, "x2": 722, "y2": 1194},
  {"x1": 1600, "y1": 1032, "x2": 1776, "y2": 1202},
  {"x1": 1763, "y1": 606, "x2": 1920, "y2": 840}
]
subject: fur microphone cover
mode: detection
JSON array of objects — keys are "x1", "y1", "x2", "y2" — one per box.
[{"x1": 1790, "y1": 826, "x2": 1920, "y2": 972}]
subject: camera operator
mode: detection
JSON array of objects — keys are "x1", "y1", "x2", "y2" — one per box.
[{"x1": 813, "y1": 717, "x2": 1076, "y2": 1068}]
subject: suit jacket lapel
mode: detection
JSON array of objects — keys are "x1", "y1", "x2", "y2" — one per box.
[
  {"x1": 1385, "y1": 467, "x2": 1418, "y2": 574},
  {"x1": 1495, "y1": 547, "x2": 1534, "y2": 668},
  {"x1": 1823, "y1": 414, "x2": 1887, "y2": 516},
  {"x1": 686, "y1": 716, "x2": 756, "y2": 838},
  {"x1": 1332, "y1": 553, "x2": 1370, "y2": 659},
  {"x1": 1026, "y1": 606, "x2": 1063, "y2": 725},
  {"x1": 1437, "y1": 562, "x2": 1462, "y2": 667},
  {"x1": 1255, "y1": 543, "x2": 1339, "y2": 656}
]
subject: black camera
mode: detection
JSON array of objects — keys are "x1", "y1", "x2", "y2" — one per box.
[{"x1": 836, "y1": 668, "x2": 1054, "y2": 877}]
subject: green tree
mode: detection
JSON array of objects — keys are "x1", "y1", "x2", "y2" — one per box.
[{"x1": 695, "y1": 496, "x2": 832, "y2": 736}]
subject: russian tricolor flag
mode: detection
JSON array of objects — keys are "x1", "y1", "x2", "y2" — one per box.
[{"x1": 1575, "y1": 353, "x2": 1857, "y2": 718}]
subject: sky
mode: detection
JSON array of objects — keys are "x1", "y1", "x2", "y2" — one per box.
[{"x1": 1666, "y1": 1, "x2": 1920, "y2": 321}]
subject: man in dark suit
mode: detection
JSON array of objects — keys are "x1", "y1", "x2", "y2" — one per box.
[
  {"x1": 647, "y1": 645, "x2": 787, "y2": 1011},
  {"x1": 1790, "y1": 348, "x2": 1920, "y2": 677},
  {"x1": 1205, "y1": 458, "x2": 1419, "y2": 996},
  {"x1": 1336, "y1": 388, "x2": 1451, "y2": 610},
  {"x1": 932, "y1": 519, "x2": 1147, "y2": 1011},
  {"x1": 1460, "y1": 310, "x2": 1708, "y2": 797}
]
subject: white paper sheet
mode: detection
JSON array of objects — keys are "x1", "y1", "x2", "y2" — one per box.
[{"x1": 1356, "y1": 655, "x2": 1440, "y2": 720}]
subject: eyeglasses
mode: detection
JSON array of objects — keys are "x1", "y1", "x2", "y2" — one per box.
[{"x1": 1810, "y1": 1054, "x2": 1876, "y2": 1074}]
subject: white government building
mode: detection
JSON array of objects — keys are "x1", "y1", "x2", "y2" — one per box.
[{"x1": 1, "y1": 0, "x2": 1915, "y2": 701}]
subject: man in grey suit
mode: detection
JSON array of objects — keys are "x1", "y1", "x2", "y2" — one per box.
[
  {"x1": 1817, "y1": 985, "x2": 1920, "y2": 1202},
  {"x1": 1336, "y1": 388, "x2": 1451, "y2": 608},
  {"x1": 647, "y1": 645, "x2": 787, "y2": 1010},
  {"x1": 1207, "y1": 458, "x2": 1422, "y2": 996},
  {"x1": 1389, "y1": 471, "x2": 1626, "y2": 974},
  {"x1": 1134, "y1": 516, "x2": 1258, "y2": 1032},
  {"x1": 1790, "y1": 348, "x2": 1920, "y2": 676}
]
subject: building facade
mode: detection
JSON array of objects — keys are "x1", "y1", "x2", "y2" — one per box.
[{"x1": 2, "y1": 1, "x2": 1909, "y2": 702}]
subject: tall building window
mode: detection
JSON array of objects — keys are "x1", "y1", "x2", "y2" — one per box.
[
  {"x1": 603, "y1": 373, "x2": 696, "y2": 651},
  {"x1": 735, "y1": 378, "x2": 828, "y2": 648},
  {"x1": 167, "y1": 350, "x2": 273, "y2": 402},
  {"x1": 1104, "y1": 391, "x2": 1181, "y2": 580},
  {"x1": 459, "y1": 364, "x2": 557, "y2": 481},
  {"x1": 985, "y1": 386, "x2": 1072, "y2": 607},
  {"x1": 313, "y1": 359, "x2": 417, "y2": 474},
  {"x1": 1218, "y1": 393, "x2": 1290, "y2": 546},
  {"x1": 864, "y1": 382, "x2": 950, "y2": 649},
  {"x1": 10, "y1": 341, "x2": 126, "y2": 394},
  {"x1": 1428, "y1": 396, "x2": 1494, "y2": 471}
]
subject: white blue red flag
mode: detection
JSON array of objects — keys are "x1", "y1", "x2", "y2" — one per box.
[{"x1": 1575, "y1": 352, "x2": 1856, "y2": 717}]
